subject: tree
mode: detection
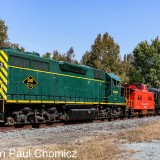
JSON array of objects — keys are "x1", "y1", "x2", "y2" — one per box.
[
  {"x1": 43, "y1": 47, "x2": 78, "y2": 64},
  {"x1": 42, "y1": 52, "x2": 51, "y2": 59},
  {"x1": 0, "y1": 19, "x2": 24, "y2": 51},
  {"x1": 81, "y1": 32, "x2": 121, "y2": 75},
  {"x1": 0, "y1": 19, "x2": 9, "y2": 47},
  {"x1": 52, "y1": 50, "x2": 66, "y2": 61},
  {"x1": 131, "y1": 37, "x2": 160, "y2": 87},
  {"x1": 127, "y1": 67, "x2": 143, "y2": 84},
  {"x1": 65, "y1": 47, "x2": 76, "y2": 63},
  {"x1": 120, "y1": 53, "x2": 134, "y2": 84}
]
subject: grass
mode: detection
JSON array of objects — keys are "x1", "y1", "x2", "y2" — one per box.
[
  {"x1": 117, "y1": 121, "x2": 160, "y2": 143},
  {"x1": 2, "y1": 135, "x2": 122, "y2": 160}
]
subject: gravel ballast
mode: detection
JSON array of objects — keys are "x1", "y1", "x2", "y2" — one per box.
[
  {"x1": 123, "y1": 141, "x2": 160, "y2": 160},
  {"x1": 0, "y1": 116, "x2": 160, "y2": 159}
]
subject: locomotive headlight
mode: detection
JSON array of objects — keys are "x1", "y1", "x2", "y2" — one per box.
[{"x1": 0, "y1": 62, "x2": 3, "y2": 68}]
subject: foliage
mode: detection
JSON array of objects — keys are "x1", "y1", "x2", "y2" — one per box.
[
  {"x1": 42, "y1": 47, "x2": 78, "y2": 64},
  {"x1": 130, "y1": 37, "x2": 160, "y2": 87},
  {"x1": 42, "y1": 52, "x2": 51, "y2": 59},
  {"x1": 0, "y1": 19, "x2": 24, "y2": 51},
  {"x1": 119, "y1": 53, "x2": 134, "y2": 84},
  {"x1": 81, "y1": 32, "x2": 121, "y2": 75},
  {"x1": 0, "y1": 19, "x2": 9, "y2": 47},
  {"x1": 3, "y1": 18, "x2": 160, "y2": 87}
]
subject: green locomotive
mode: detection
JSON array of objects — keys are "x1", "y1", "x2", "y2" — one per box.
[{"x1": 0, "y1": 48, "x2": 125, "y2": 125}]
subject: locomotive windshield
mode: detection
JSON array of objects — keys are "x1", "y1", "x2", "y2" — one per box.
[{"x1": 106, "y1": 73, "x2": 120, "y2": 87}]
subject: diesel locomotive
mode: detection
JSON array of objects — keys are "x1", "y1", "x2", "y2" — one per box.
[{"x1": 0, "y1": 48, "x2": 158, "y2": 125}]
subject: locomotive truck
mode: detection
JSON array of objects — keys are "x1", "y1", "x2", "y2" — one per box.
[{"x1": 0, "y1": 48, "x2": 126, "y2": 125}]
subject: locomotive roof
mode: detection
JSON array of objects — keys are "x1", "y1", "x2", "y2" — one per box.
[
  {"x1": 106, "y1": 72, "x2": 120, "y2": 81},
  {"x1": 0, "y1": 48, "x2": 119, "y2": 80}
]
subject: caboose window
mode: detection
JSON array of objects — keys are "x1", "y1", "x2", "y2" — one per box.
[
  {"x1": 148, "y1": 96, "x2": 152, "y2": 101},
  {"x1": 138, "y1": 95, "x2": 142, "y2": 100},
  {"x1": 137, "y1": 85, "x2": 141, "y2": 89}
]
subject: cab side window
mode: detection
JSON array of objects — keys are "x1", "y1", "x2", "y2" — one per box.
[
  {"x1": 117, "y1": 81, "x2": 120, "y2": 87},
  {"x1": 113, "y1": 79, "x2": 119, "y2": 87}
]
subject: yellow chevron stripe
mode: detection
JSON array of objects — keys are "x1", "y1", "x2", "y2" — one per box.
[
  {"x1": 0, "y1": 88, "x2": 7, "y2": 100},
  {"x1": 1, "y1": 68, "x2": 8, "y2": 77},
  {"x1": 0, "y1": 51, "x2": 8, "y2": 62},
  {"x1": 0, "y1": 80, "x2": 7, "y2": 92},
  {"x1": 0, "y1": 73, "x2": 7, "y2": 84},
  {"x1": 0, "y1": 56, "x2": 8, "y2": 69},
  {"x1": 0, "y1": 50, "x2": 8, "y2": 109}
]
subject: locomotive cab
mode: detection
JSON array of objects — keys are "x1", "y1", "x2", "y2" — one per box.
[{"x1": 105, "y1": 73, "x2": 125, "y2": 104}]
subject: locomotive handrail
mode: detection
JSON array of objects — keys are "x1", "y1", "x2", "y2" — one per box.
[
  {"x1": 7, "y1": 82, "x2": 103, "y2": 104},
  {"x1": 0, "y1": 81, "x2": 5, "y2": 112}
]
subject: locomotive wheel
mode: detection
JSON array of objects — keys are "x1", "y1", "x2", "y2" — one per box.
[{"x1": 6, "y1": 117, "x2": 15, "y2": 126}]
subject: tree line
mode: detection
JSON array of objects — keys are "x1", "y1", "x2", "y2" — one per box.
[{"x1": 1, "y1": 19, "x2": 160, "y2": 87}]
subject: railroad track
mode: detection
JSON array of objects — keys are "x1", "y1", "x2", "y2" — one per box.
[{"x1": 0, "y1": 114, "x2": 156, "y2": 133}]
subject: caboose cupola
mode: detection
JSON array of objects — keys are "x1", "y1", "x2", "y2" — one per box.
[{"x1": 126, "y1": 84, "x2": 148, "y2": 92}]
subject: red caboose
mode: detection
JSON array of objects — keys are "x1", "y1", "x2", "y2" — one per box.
[{"x1": 124, "y1": 84, "x2": 154, "y2": 116}]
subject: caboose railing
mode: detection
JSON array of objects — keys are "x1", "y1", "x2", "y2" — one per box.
[
  {"x1": 126, "y1": 100, "x2": 134, "y2": 108},
  {"x1": 123, "y1": 87, "x2": 135, "y2": 108}
]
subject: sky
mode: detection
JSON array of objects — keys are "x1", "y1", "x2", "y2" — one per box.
[{"x1": 1, "y1": 0, "x2": 160, "y2": 61}]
